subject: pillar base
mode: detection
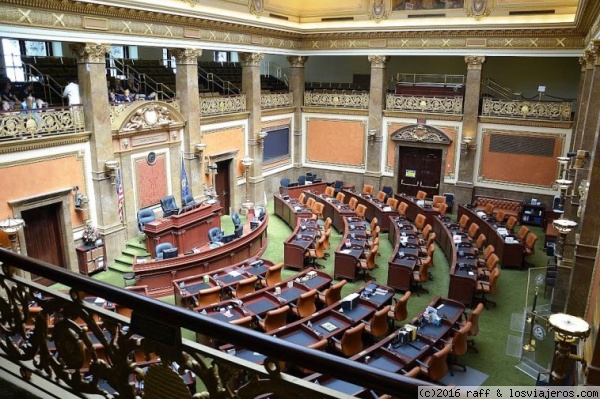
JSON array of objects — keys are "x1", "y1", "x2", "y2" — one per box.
[{"x1": 241, "y1": 201, "x2": 254, "y2": 216}]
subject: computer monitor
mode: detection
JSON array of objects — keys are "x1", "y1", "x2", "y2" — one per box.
[
  {"x1": 162, "y1": 247, "x2": 179, "y2": 259},
  {"x1": 235, "y1": 225, "x2": 244, "y2": 238}
]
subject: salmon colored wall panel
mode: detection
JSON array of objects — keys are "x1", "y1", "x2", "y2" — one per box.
[
  {"x1": 136, "y1": 154, "x2": 167, "y2": 208},
  {"x1": 307, "y1": 119, "x2": 365, "y2": 166},
  {"x1": 202, "y1": 127, "x2": 246, "y2": 184},
  {"x1": 0, "y1": 154, "x2": 86, "y2": 226},
  {"x1": 480, "y1": 131, "x2": 562, "y2": 188}
]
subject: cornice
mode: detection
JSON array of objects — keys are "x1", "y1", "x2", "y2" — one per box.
[
  {"x1": 200, "y1": 112, "x2": 251, "y2": 125},
  {"x1": 261, "y1": 107, "x2": 296, "y2": 117},
  {"x1": 0, "y1": 132, "x2": 90, "y2": 155}
]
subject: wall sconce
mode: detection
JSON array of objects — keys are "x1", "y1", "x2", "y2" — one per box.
[
  {"x1": 104, "y1": 160, "x2": 119, "y2": 184},
  {"x1": 552, "y1": 218, "x2": 577, "y2": 260},
  {"x1": 461, "y1": 136, "x2": 474, "y2": 154},
  {"x1": 72, "y1": 186, "x2": 88, "y2": 211},
  {"x1": 368, "y1": 129, "x2": 377, "y2": 146},
  {"x1": 195, "y1": 143, "x2": 207, "y2": 158},
  {"x1": 547, "y1": 312, "x2": 590, "y2": 384},
  {"x1": 256, "y1": 131, "x2": 268, "y2": 148},
  {"x1": 0, "y1": 216, "x2": 26, "y2": 254}
]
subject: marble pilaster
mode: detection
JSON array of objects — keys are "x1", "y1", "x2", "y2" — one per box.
[
  {"x1": 287, "y1": 56, "x2": 308, "y2": 168},
  {"x1": 364, "y1": 55, "x2": 388, "y2": 189}
]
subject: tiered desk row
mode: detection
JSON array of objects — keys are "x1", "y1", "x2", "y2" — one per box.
[{"x1": 343, "y1": 189, "x2": 398, "y2": 232}]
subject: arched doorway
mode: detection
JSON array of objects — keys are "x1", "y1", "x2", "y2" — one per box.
[{"x1": 390, "y1": 124, "x2": 452, "y2": 198}]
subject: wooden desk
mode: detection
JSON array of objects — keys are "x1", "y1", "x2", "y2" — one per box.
[
  {"x1": 133, "y1": 214, "x2": 268, "y2": 297},
  {"x1": 395, "y1": 194, "x2": 440, "y2": 227},
  {"x1": 274, "y1": 194, "x2": 313, "y2": 229},
  {"x1": 387, "y1": 216, "x2": 420, "y2": 292},
  {"x1": 343, "y1": 189, "x2": 398, "y2": 232},
  {"x1": 143, "y1": 202, "x2": 222, "y2": 257},
  {"x1": 280, "y1": 181, "x2": 328, "y2": 198},
  {"x1": 334, "y1": 217, "x2": 368, "y2": 281},
  {"x1": 304, "y1": 191, "x2": 356, "y2": 232},
  {"x1": 284, "y1": 218, "x2": 320, "y2": 270},
  {"x1": 457, "y1": 205, "x2": 525, "y2": 268}
]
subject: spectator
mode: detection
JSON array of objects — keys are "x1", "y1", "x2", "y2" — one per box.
[
  {"x1": 123, "y1": 76, "x2": 141, "y2": 95},
  {"x1": 62, "y1": 78, "x2": 81, "y2": 105},
  {"x1": 1, "y1": 100, "x2": 14, "y2": 111},
  {"x1": 1, "y1": 80, "x2": 19, "y2": 105},
  {"x1": 19, "y1": 83, "x2": 35, "y2": 103}
]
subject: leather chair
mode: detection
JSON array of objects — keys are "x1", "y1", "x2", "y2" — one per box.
[
  {"x1": 231, "y1": 212, "x2": 241, "y2": 229},
  {"x1": 296, "y1": 338, "x2": 329, "y2": 375},
  {"x1": 196, "y1": 286, "x2": 222, "y2": 307},
  {"x1": 495, "y1": 209, "x2": 507, "y2": 223},
  {"x1": 438, "y1": 203, "x2": 449, "y2": 216},
  {"x1": 336, "y1": 192, "x2": 345, "y2": 203},
  {"x1": 331, "y1": 322, "x2": 365, "y2": 357},
  {"x1": 447, "y1": 321, "x2": 471, "y2": 375},
  {"x1": 376, "y1": 190, "x2": 386, "y2": 202},
  {"x1": 182, "y1": 194, "x2": 196, "y2": 208},
  {"x1": 432, "y1": 195, "x2": 446, "y2": 210},
  {"x1": 464, "y1": 303, "x2": 484, "y2": 353},
  {"x1": 318, "y1": 279, "x2": 347, "y2": 306},
  {"x1": 160, "y1": 195, "x2": 180, "y2": 217},
  {"x1": 398, "y1": 201, "x2": 408, "y2": 217},
  {"x1": 333, "y1": 180, "x2": 344, "y2": 194},
  {"x1": 311, "y1": 202, "x2": 324, "y2": 220},
  {"x1": 230, "y1": 275, "x2": 258, "y2": 298},
  {"x1": 305, "y1": 234, "x2": 326, "y2": 268},
  {"x1": 348, "y1": 197, "x2": 358, "y2": 211},
  {"x1": 306, "y1": 197, "x2": 316, "y2": 209},
  {"x1": 322, "y1": 227, "x2": 332, "y2": 252},
  {"x1": 261, "y1": 262, "x2": 283, "y2": 287},
  {"x1": 478, "y1": 253, "x2": 499, "y2": 279},
  {"x1": 443, "y1": 192, "x2": 455, "y2": 213},
  {"x1": 323, "y1": 217, "x2": 333, "y2": 231},
  {"x1": 475, "y1": 267, "x2": 500, "y2": 309},
  {"x1": 467, "y1": 222, "x2": 480, "y2": 240},
  {"x1": 362, "y1": 184, "x2": 374, "y2": 195},
  {"x1": 356, "y1": 204, "x2": 367, "y2": 220},
  {"x1": 298, "y1": 192, "x2": 306, "y2": 204},
  {"x1": 484, "y1": 202, "x2": 495, "y2": 216},
  {"x1": 388, "y1": 291, "x2": 411, "y2": 325},
  {"x1": 385, "y1": 197, "x2": 398, "y2": 209},
  {"x1": 367, "y1": 218, "x2": 379, "y2": 237},
  {"x1": 290, "y1": 289, "x2": 318, "y2": 318},
  {"x1": 280, "y1": 178, "x2": 290, "y2": 187},
  {"x1": 298, "y1": 175, "x2": 306, "y2": 185},
  {"x1": 358, "y1": 244, "x2": 378, "y2": 281},
  {"x1": 137, "y1": 208, "x2": 156, "y2": 232},
  {"x1": 155, "y1": 242, "x2": 174, "y2": 259},
  {"x1": 258, "y1": 305, "x2": 290, "y2": 332},
  {"x1": 208, "y1": 227, "x2": 223, "y2": 244},
  {"x1": 324, "y1": 186, "x2": 335, "y2": 197},
  {"x1": 419, "y1": 224, "x2": 432, "y2": 244},
  {"x1": 517, "y1": 225, "x2": 530, "y2": 242},
  {"x1": 230, "y1": 315, "x2": 254, "y2": 328},
  {"x1": 505, "y1": 216, "x2": 518, "y2": 232},
  {"x1": 477, "y1": 244, "x2": 495, "y2": 267},
  {"x1": 524, "y1": 232, "x2": 538, "y2": 267},
  {"x1": 417, "y1": 343, "x2": 452, "y2": 382},
  {"x1": 475, "y1": 233, "x2": 487, "y2": 253},
  {"x1": 414, "y1": 213, "x2": 427, "y2": 232},
  {"x1": 382, "y1": 186, "x2": 393, "y2": 201},
  {"x1": 416, "y1": 190, "x2": 427, "y2": 200},
  {"x1": 362, "y1": 304, "x2": 391, "y2": 342},
  {"x1": 458, "y1": 214, "x2": 470, "y2": 230},
  {"x1": 411, "y1": 256, "x2": 431, "y2": 296}
]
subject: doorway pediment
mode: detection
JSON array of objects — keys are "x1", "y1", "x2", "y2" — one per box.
[{"x1": 390, "y1": 124, "x2": 452, "y2": 145}]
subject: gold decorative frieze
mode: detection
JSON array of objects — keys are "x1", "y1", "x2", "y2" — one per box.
[
  {"x1": 70, "y1": 43, "x2": 110, "y2": 64},
  {"x1": 261, "y1": 93, "x2": 293, "y2": 109},
  {"x1": 0, "y1": 107, "x2": 85, "y2": 141},
  {"x1": 200, "y1": 94, "x2": 247, "y2": 116},
  {"x1": 386, "y1": 94, "x2": 463, "y2": 115},
  {"x1": 304, "y1": 92, "x2": 369, "y2": 109},
  {"x1": 481, "y1": 98, "x2": 573, "y2": 122}
]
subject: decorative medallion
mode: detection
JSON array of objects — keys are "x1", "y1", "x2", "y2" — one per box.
[
  {"x1": 390, "y1": 124, "x2": 452, "y2": 145},
  {"x1": 122, "y1": 103, "x2": 176, "y2": 131},
  {"x1": 466, "y1": 0, "x2": 495, "y2": 20},
  {"x1": 147, "y1": 151, "x2": 157, "y2": 165},
  {"x1": 533, "y1": 324, "x2": 547, "y2": 340},
  {"x1": 249, "y1": 0, "x2": 264, "y2": 17},
  {"x1": 369, "y1": 0, "x2": 391, "y2": 22}
]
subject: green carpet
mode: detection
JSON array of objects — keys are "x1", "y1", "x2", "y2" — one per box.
[{"x1": 86, "y1": 202, "x2": 550, "y2": 386}]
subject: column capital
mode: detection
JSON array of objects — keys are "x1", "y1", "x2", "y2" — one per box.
[
  {"x1": 465, "y1": 56, "x2": 486, "y2": 70},
  {"x1": 579, "y1": 56, "x2": 587, "y2": 71},
  {"x1": 368, "y1": 55, "x2": 389, "y2": 68},
  {"x1": 239, "y1": 52, "x2": 264, "y2": 67},
  {"x1": 171, "y1": 48, "x2": 202, "y2": 65},
  {"x1": 287, "y1": 56, "x2": 309, "y2": 68},
  {"x1": 70, "y1": 43, "x2": 110, "y2": 64},
  {"x1": 583, "y1": 48, "x2": 597, "y2": 70}
]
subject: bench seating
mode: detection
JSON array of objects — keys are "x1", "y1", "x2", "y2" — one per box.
[{"x1": 474, "y1": 196, "x2": 523, "y2": 220}]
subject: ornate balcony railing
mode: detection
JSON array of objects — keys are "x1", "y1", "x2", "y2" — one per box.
[
  {"x1": 481, "y1": 98, "x2": 573, "y2": 121},
  {"x1": 261, "y1": 92, "x2": 293, "y2": 109},
  {"x1": 386, "y1": 94, "x2": 463, "y2": 114},
  {"x1": 0, "y1": 106, "x2": 85, "y2": 141},
  {"x1": 200, "y1": 94, "x2": 246, "y2": 116},
  {"x1": 304, "y1": 91, "x2": 369, "y2": 109},
  {"x1": 0, "y1": 249, "x2": 425, "y2": 399}
]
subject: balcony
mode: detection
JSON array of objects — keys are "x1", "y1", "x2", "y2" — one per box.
[{"x1": 0, "y1": 105, "x2": 85, "y2": 142}]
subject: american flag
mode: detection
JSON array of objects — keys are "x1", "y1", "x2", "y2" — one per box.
[{"x1": 116, "y1": 168, "x2": 124, "y2": 223}]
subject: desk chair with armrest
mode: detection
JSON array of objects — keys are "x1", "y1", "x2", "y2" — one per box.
[
  {"x1": 463, "y1": 303, "x2": 484, "y2": 353},
  {"x1": 260, "y1": 262, "x2": 283, "y2": 288},
  {"x1": 160, "y1": 195, "x2": 180, "y2": 217},
  {"x1": 298, "y1": 192, "x2": 306, "y2": 204},
  {"x1": 376, "y1": 190, "x2": 386, "y2": 202},
  {"x1": 280, "y1": 178, "x2": 291, "y2": 188},
  {"x1": 438, "y1": 202, "x2": 449, "y2": 216},
  {"x1": 362, "y1": 184, "x2": 374, "y2": 195},
  {"x1": 411, "y1": 255, "x2": 431, "y2": 296},
  {"x1": 230, "y1": 275, "x2": 259, "y2": 298},
  {"x1": 298, "y1": 175, "x2": 306, "y2": 185},
  {"x1": 447, "y1": 321, "x2": 471, "y2": 375},
  {"x1": 356, "y1": 204, "x2": 367, "y2": 220},
  {"x1": 495, "y1": 209, "x2": 507, "y2": 223},
  {"x1": 155, "y1": 243, "x2": 174, "y2": 260},
  {"x1": 330, "y1": 322, "x2": 365, "y2": 357},
  {"x1": 477, "y1": 245, "x2": 495, "y2": 268},
  {"x1": 484, "y1": 203, "x2": 495, "y2": 216},
  {"x1": 475, "y1": 267, "x2": 500, "y2": 309},
  {"x1": 458, "y1": 214, "x2": 470, "y2": 231},
  {"x1": 443, "y1": 192, "x2": 455, "y2": 214},
  {"x1": 324, "y1": 186, "x2": 335, "y2": 197},
  {"x1": 416, "y1": 190, "x2": 427, "y2": 200},
  {"x1": 336, "y1": 192, "x2": 345, "y2": 203},
  {"x1": 305, "y1": 234, "x2": 326, "y2": 269},
  {"x1": 196, "y1": 286, "x2": 222, "y2": 307},
  {"x1": 305, "y1": 197, "x2": 316, "y2": 209},
  {"x1": 333, "y1": 180, "x2": 344, "y2": 195},
  {"x1": 318, "y1": 279, "x2": 347, "y2": 307},
  {"x1": 416, "y1": 343, "x2": 452, "y2": 382},
  {"x1": 208, "y1": 227, "x2": 224, "y2": 245},
  {"x1": 361, "y1": 304, "x2": 391, "y2": 343},
  {"x1": 414, "y1": 214, "x2": 427, "y2": 233},
  {"x1": 467, "y1": 222, "x2": 480, "y2": 240},
  {"x1": 386, "y1": 197, "x2": 399, "y2": 209},
  {"x1": 290, "y1": 289, "x2": 318, "y2": 319},
  {"x1": 382, "y1": 186, "x2": 393, "y2": 201},
  {"x1": 432, "y1": 195, "x2": 446, "y2": 210},
  {"x1": 137, "y1": 208, "x2": 156, "y2": 232},
  {"x1": 257, "y1": 305, "x2": 290, "y2": 332},
  {"x1": 296, "y1": 339, "x2": 329, "y2": 375},
  {"x1": 358, "y1": 244, "x2": 378, "y2": 281},
  {"x1": 516, "y1": 225, "x2": 530, "y2": 242},
  {"x1": 474, "y1": 233, "x2": 486, "y2": 254},
  {"x1": 505, "y1": 216, "x2": 518, "y2": 232},
  {"x1": 398, "y1": 201, "x2": 408, "y2": 217},
  {"x1": 523, "y1": 232, "x2": 538, "y2": 268},
  {"x1": 348, "y1": 197, "x2": 358, "y2": 211},
  {"x1": 231, "y1": 212, "x2": 241, "y2": 229},
  {"x1": 182, "y1": 194, "x2": 196, "y2": 208},
  {"x1": 477, "y1": 253, "x2": 499, "y2": 279},
  {"x1": 388, "y1": 291, "x2": 411, "y2": 326}
]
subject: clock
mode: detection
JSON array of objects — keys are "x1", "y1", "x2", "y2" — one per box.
[
  {"x1": 533, "y1": 324, "x2": 547, "y2": 340},
  {"x1": 147, "y1": 151, "x2": 156, "y2": 165}
]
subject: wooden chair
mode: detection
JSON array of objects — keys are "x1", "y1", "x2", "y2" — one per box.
[
  {"x1": 362, "y1": 184, "x2": 374, "y2": 195},
  {"x1": 467, "y1": 222, "x2": 479, "y2": 240},
  {"x1": 447, "y1": 321, "x2": 471, "y2": 375},
  {"x1": 416, "y1": 190, "x2": 427, "y2": 200},
  {"x1": 318, "y1": 279, "x2": 347, "y2": 306},
  {"x1": 196, "y1": 286, "x2": 222, "y2": 307},
  {"x1": 348, "y1": 197, "x2": 358, "y2": 211},
  {"x1": 475, "y1": 267, "x2": 500, "y2": 309},
  {"x1": 505, "y1": 216, "x2": 518, "y2": 232},
  {"x1": 464, "y1": 303, "x2": 484, "y2": 353},
  {"x1": 358, "y1": 244, "x2": 378, "y2": 281},
  {"x1": 331, "y1": 323, "x2": 365, "y2": 357},
  {"x1": 258, "y1": 305, "x2": 290, "y2": 332},
  {"x1": 290, "y1": 289, "x2": 318, "y2": 319},
  {"x1": 398, "y1": 201, "x2": 408, "y2": 216},
  {"x1": 230, "y1": 275, "x2": 258, "y2": 298},
  {"x1": 356, "y1": 204, "x2": 367, "y2": 220},
  {"x1": 324, "y1": 186, "x2": 335, "y2": 197},
  {"x1": 417, "y1": 343, "x2": 452, "y2": 382},
  {"x1": 388, "y1": 291, "x2": 411, "y2": 325},
  {"x1": 376, "y1": 190, "x2": 386, "y2": 202},
  {"x1": 362, "y1": 305, "x2": 391, "y2": 341},
  {"x1": 261, "y1": 262, "x2": 284, "y2": 287},
  {"x1": 336, "y1": 192, "x2": 345, "y2": 203}
]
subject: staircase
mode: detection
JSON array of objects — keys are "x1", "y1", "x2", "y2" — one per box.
[{"x1": 109, "y1": 235, "x2": 149, "y2": 273}]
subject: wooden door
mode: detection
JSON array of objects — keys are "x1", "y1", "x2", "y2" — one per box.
[
  {"x1": 215, "y1": 159, "x2": 231, "y2": 214},
  {"x1": 397, "y1": 146, "x2": 442, "y2": 198},
  {"x1": 21, "y1": 203, "x2": 66, "y2": 285}
]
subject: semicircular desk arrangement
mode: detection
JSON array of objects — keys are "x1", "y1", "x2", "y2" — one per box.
[{"x1": 133, "y1": 204, "x2": 269, "y2": 298}]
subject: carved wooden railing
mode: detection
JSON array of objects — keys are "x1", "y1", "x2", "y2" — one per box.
[
  {"x1": 200, "y1": 94, "x2": 246, "y2": 116},
  {"x1": 304, "y1": 91, "x2": 369, "y2": 109},
  {"x1": 386, "y1": 94, "x2": 463, "y2": 114},
  {"x1": 0, "y1": 249, "x2": 426, "y2": 399},
  {"x1": 261, "y1": 92, "x2": 293, "y2": 109},
  {"x1": 481, "y1": 98, "x2": 573, "y2": 121},
  {"x1": 0, "y1": 106, "x2": 85, "y2": 141}
]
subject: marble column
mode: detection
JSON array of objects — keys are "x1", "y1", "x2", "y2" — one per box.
[
  {"x1": 364, "y1": 55, "x2": 388, "y2": 189},
  {"x1": 287, "y1": 56, "x2": 308, "y2": 168},
  {"x1": 240, "y1": 52, "x2": 266, "y2": 208},
  {"x1": 454, "y1": 56, "x2": 485, "y2": 207},
  {"x1": 70, "y1": 43, "x2": 124, "y2": 262},
  {"x1": 172, "y1": 48, "x2": 203, "y2": 200}
]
